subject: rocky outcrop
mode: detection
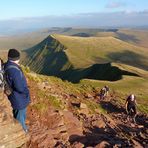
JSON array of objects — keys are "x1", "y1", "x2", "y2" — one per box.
[
  {"x1": 27, "y1": 109, "x2": 83, "y2": 147},
  {"x1": 0, "y1": 91, "x2": 28, "y2": 148}
]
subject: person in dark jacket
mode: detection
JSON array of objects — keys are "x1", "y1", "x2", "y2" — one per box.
[
  {"x1": 125, "y1": 94, "x2": 137, "y2": 123},
  {"x1": 4, "y1": 49, "x2": 30, "y2": 132}
]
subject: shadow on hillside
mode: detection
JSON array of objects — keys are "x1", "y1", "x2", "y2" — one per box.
[
  {"x1": 136, "y1": 114, "x2": 148, "y2": 128},
  {"x1": 100, "y1": 101, "x2": 125, "y2": 113},
  {"x1": 22, "y1": 35, "x2": 71, "y2": 76},
  {"x1": 107, "y1": 50, "x2": 148, "y2": 71},
  {"x1": 72, "y1": 33, "x2": 92, "y2": 37},
  {"x1": 116, "y1": 32, "x2": 140, "y2": 44},
  {"x1": 60, "y1": 62, "x2": 140, "y2": 83},
  {"x1": 68, "y1": 125, "x2": 129, "y2": 147},
  {"x1": 22, "y1": 36, "x2": 142, "y2": 83}
]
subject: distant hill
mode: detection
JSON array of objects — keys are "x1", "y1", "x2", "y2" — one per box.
[
  {"x1": 0, "y1": 28, "x2": 117, "y2": 50},
  {"x1": 95, "y1": 29, "x2": 148, "y2": 48},
  {"x1": 22, "y1": 34, "x2": 148, "y2": 82},
  {"x1": 0, "y1": 28, "x2": 148, "y2": 50},
  {"x1": 0, "y1": 31, "x2": 50, "y2": 50}
]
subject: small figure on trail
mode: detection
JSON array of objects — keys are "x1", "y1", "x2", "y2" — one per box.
[
  {"x1": 125, "y1": 94, "x2": 137, "y2": 123},
  {"x1": 100, "y1": 87, "x2": 106, "y2": 100},
  {"x1": 104, "y1": 85, "x2": 109, "y2": 96},
  {"x1": 4, "y1": 49, "x2": 30, "y2": 133}
]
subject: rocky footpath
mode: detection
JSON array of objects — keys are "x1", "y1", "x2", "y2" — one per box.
[
  {"x1": 0, "y1": 91, "x2": 28, "y2": 148},
  {"x1": 27, "y1": 109, "x2": 83, "y2": 147},
  {"x1": 0, "y1": 69, "x2": 147, "y2": 148},
  {"x1": 26, "y1": 78, "x2": 148, "y2": 148}
]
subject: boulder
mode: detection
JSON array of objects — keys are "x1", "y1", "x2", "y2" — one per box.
[
  {"x1": 92, "y1": 120, "x2": 106, "y2": 129},
  {"x1": 72, "y1": 142, "x2": 84, "y2": 148},
  {"x1": 86, "y1": 94, "x2": 94, "y2": 99},
  {"x1": 131, "y1": 139, "x2": 143, "y2": 148},
  {"x1": 95, "y1": 141, "x2": 110, "y2": 148},
  {"x1": 62, "y1": 111, "x2": 83, "y2": 142},
  {"x1": 71, "y1": 101, "x2": 81, "y2": 108},
  {"x1": 80, "y1": 103, "x2": 87, "y2": 109}
]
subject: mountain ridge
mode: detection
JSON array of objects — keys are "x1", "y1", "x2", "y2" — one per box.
[
  {"x1": 22, "y1": 34, "x2": 148, "y2": 82},
  {"x1": 1, "y1": 28, "x2": 148, "y2": 50}
]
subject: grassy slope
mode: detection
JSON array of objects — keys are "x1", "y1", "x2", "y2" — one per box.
[
  {"x1": 22, "y1": 34, "x2": 148, "y2": 83},
  {"x1": 21, "y1": 35, "x2": 72, "y2": 76},
  {"x1": 81, "y1": 76, "x2": 148, "y2": 113},
  {"x1": 117, "y1": 29, "x2": 148, "y2": 48},
  {"x1": 23, "y1": 66, "x2": 148, "y2": 114},
  {"x1": 95, "y1": 29, "x2": 148, "y2": 48},
  {"x1": 49, "y1": 35, "x2": 148, "y2": 109},
  {"x1": 53, "y1": 34, "x2": 148, "y2": 70}
]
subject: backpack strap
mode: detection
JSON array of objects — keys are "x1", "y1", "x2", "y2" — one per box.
[{"x1": 5, "y1": 65, "x2": 23, "y2": 78}]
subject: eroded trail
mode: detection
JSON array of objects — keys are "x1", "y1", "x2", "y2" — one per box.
[{"x1": 26, "y1": 79, "x2": 148, "y2": 148}]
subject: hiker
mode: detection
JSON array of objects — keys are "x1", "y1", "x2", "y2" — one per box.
[
  {"x1": 125, "y1": 94, "x2": 137, "y2": 123},
  {"x1": 4, "y1": 49, "x2": 30, "y2": 132},
  {"x1": 104, "y1": 85, "x2": 109, "y2": 96},
  {"x1": 100, "y1": 87, "x2": 106, "y2": 100}
]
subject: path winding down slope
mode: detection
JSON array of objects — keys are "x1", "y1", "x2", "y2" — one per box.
[
  {"x1": 0, "y1": 72, "x2": 147, "y2": 147},
  {"x1": 25, "y1": 73, "x2": 148, "y2": 148}
]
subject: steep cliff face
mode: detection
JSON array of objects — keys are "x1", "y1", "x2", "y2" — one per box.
[
  {"x1": 21, "y1": 35, "x2": 72, "y2": 77},
  {"x1": 0, "y1": 91, "x2": 28, "y2": 148}
]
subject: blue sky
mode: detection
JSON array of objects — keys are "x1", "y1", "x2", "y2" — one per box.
[
  {"x1": 0, "y1": 0, "x2": 148, "y2": 20},
  {"x1": 0, "y1": 0, "x2": 148, "y2": 34}
]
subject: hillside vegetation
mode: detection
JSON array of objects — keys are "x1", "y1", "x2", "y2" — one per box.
[
  {"x1": 22, "y1": 67, "x2": 148, "y2": 147},
  {"x1": 54, "y1": 34, "x2": 148, "y2": 69},
  {"x1": 95, "y1": 29, "x2": 148, "y2": 48},
  {"x1": 0, "y1": 28, "x2": 147, "y2": 147},
  {"x1": 22, "y1": 34, "x2": 148, "y2": 83}
]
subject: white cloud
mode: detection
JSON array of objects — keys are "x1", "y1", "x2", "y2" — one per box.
[
  {"x1": 106, "y1": 2, "x2": 126, "y2": 9},
  {"x1": 0, "y1": 11, "x2": 148, "y2": 35}
]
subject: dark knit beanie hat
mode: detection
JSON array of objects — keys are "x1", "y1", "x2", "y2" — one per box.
[{"x1": 8, "y1": 49, "x2": 20, "y2": 61}]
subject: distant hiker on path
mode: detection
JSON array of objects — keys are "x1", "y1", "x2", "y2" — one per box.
[
  {"x1": 99, "y1": 87, "x2": 106, "y2": 100},
  {"x1": 4, "y1": 49, "x2": 30, "y2": 133},
  {"x1": 104, "y1": 85, "x2": 109, "y2": 96},
  {"x1": 125, "y1": 94, "x2": 137, "y2": 123}
]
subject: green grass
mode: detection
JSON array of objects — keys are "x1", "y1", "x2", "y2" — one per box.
[
  {"x1": 25, "y1": 67, "x2": 148, "y2": 114},
  {"x1": 80, "y1": 76, "x2": 148, "y2": 113},
  {"x1": 37, "y1": 89, "x2": 63, "y2": 109},
  {"x1": 94, "y1": 29, "x2": 148, "y2": 48},
  {"x1": 22, "y1": 34, "x2": 148, "y2": 83},
  {"x1": 47, "y1": 95, "x2": 63, "y2": 109},
  {"x1": 54, "y1": 34, "x2": 148, "y2": 70},
  {"x1": 84, "y1": 99, "x2": 107, "y2": 114},
  {"x1": 29, "y1": 72, "x2": 148, "y2": 114},
  {"x1": 20, "y1": 32, "x2": 148, "y2": 114},
  {"x1": 32, "y1": 103, "x2": 48, "y2": 114},
  {"x1": 117, "y1": 29, "x2": 148, "y2": 48}
]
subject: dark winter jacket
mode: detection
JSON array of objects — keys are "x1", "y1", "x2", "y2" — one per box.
[{"x1": 4, "y1": 60, "x2": 30, "y2": 110}]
